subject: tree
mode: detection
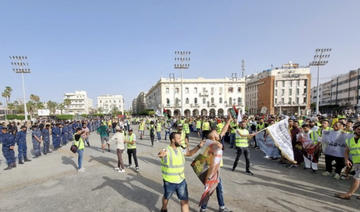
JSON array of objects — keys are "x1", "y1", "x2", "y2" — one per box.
[
  {"x1": 64, "y1": 99, "x2": 71, "y2": 107},
  {"x1": 7, "y1": 103, "x2": 15, "y2": 114},
  {"x1": 97, "y1": 107, "x2": 104, "y2": 114},
  {"x1": 2, "y1": 86, "x2": 12, "y2": 119},
  {"x1": 57, "y1": 103, "x2": 65, "y2": 114},
  {"x1": 30, "y1": 94, "x2": 40, "y2": 103},
  {"x1": 47, "y1": 101, "x2": 58, "y2": 114}
]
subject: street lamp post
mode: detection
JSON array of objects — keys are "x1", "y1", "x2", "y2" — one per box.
[
  {"x1": 310, "y1": 48, "x2": 331, "y2": 115},
  {"x1": 174, "y1": 51, "x2": 190, "y2": 116},
  {"x1": 10, "y1": 56, "x2": 31, "y2": 121}
]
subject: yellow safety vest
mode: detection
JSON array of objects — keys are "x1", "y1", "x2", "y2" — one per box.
[
  {"x1": 139, "y1": 122, "x2": 145, "y2": 131},
  {"x1": 157, "y1": 123, "x2": 162, "y2": 132},
  {"x1": 127, "y1": 134, "x2": 136, "y2": 149},
  {"x1": 202, "y1": 122, "x2": 210, "y2": 131},
  {"x1": 74, "y1": 137, "x2": 85, "y2": 150},
  {"x1": 257, "y1": 123, "x2": 265, "y2": 130},
  {"x1": 161, "y1": 146, "x2": 185, "y2": 183},
  {"x1": 184, "y1": 123, "x2": 190, "y2": 134},
  {"x1": 235, "y1": 129, "x2": 249, "y2": 147},
  {"x1": 196, "y1": 121, "x2": 201, "y2": 129},
  {"x1": 309, "y1": 130, "x2": 319, "y2": 144},
  {"x1": 180, "y1": 130, "x2": 186, "y2": 147},
  {"x1": 216, "y1": 122, "x2": 224, "y2": 134},
  {"x1": 230, "y1": 122, "x2": 237, "y2": 134},
  {"x1": 346, "y1": 137, "x2": 360, "y2": 164}
]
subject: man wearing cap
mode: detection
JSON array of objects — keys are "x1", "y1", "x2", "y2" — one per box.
[
  {"x1": 335, "y1": 122, "x2": 360, "y2": 200},
  {"x1": 15, "y1": 125, "x2": 31, "y2": 164},
  {"x1": 0, "y1": 127, "x2": 16, "y2": 170},
  {"x1": 32, "y1": 125, "x2": 43, "y2": 158}
]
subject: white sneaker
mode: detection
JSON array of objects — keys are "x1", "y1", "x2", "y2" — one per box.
[
  {"x1": 114, "y1": 167, "x2": 120, "y2": 171},
  {"x1": 118, "y1": 169, "x2": 126, "y2": 173},
  {"x1": 78, "y1": 168, "x2": 85, "y2": 172},
  {"x1": 264, "y1": 156, "x2": 270, "y2": 159},
  {"x1": 334, "y1": 173, "x2": 340, "y2": 180},
  {"x1": 322, "y1": 171, "x2": 330, "y2": 176}
]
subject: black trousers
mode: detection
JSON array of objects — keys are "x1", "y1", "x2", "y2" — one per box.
[
  {"x1": 232, "y1": 147, "x2": 250, "y2": 171},
  {"x1": 127, "y1": 149, "x2": 139, "y2": 167},
  {"x1": 325, "y1": 154, "x2": 344, "y2": 174}
]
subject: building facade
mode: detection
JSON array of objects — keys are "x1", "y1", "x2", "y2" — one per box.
[
  {"x1": 97, "y1": 95, "x2": 124, "y2": 114},
  {"x1": 63, "y1": 91, "x2": 93, "y2": 115},
  {"x1": 145, "y1": 77, "x2": 245, "y2": 117},
  {"x1": 246, "y1": 62, "x2": 311, "y2": 115},
  {"x1": 311, "y1": 68, "x2": 360, "y2": 113}
]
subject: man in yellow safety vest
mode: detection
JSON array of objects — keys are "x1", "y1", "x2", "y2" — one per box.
[
  {"x1": 336, "y1": 122, "x2": 360, "y2": 200},
  {"x1": 158, "y1": 132, "x2": 205, "y2": 212}
]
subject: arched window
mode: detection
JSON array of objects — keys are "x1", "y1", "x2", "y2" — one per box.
[
  {"x1": 203, "y1": 98, "x2": 206, "y2": 104},
  {"x1": 194, "y1": 98, "x2": 198, "y2": 104},
  {"x1": 238, "y1": 97, "x2": 242, "y2": 105},
  {"x1": 211, "y1": 97, "x2": 214, "y2": 104},
  {"x1": 166, "y1": 98, "x2": 170, "y2": 105},
  {"x1": 219, "y1": 97, "x2": 222, "y2": 103},
  {"x1": 185, "y1": 98, "x2": 189, "y2": 104}
]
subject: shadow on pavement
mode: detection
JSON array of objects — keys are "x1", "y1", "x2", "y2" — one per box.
[
  {"x1": 235, "y1": 172, "x2": 358, "y2": 211},
  {"x1": 61, "y1": 156, "x2": 77, "y2": 169},
  {"x1": 88, "y1": 155, "x2": 117, "y2": 169}
]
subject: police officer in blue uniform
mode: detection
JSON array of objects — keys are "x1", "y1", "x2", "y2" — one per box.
[
  {"x1": 1, "y1": 127, "x2": 17, "y2": 170},
  {"x1": 15, "y1": 125, "x2": 31, "y2": 164},
  {"x1": 61, "y1": 123, "x2": 68, "y2": 146},
  {"x1": 52, "y1": 123, "x2": 61, "y2": 150},
  {"x1": 42, "y1": 124, "x2": 51, "y2": 154},
  {"x1": 32, "y1": 125, "x2": 42, "y2": 157}
]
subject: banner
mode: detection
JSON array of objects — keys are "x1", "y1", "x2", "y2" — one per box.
[
  {"x1": 191, "y1": 140, "x2": 222, "y2": 206},
  {"x1": 255, "y1": 131, "x2": 281, "y2": 158},
  {"x1": 322, "y1": 130, "x2": 351, "y2": 157},
  {"x1": 266, "y1": 118, "x2": 295, "y2": 163}
]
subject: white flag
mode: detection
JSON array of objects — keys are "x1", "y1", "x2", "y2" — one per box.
[
  {"x1": 266, "y1": 117, "x2": 295, "y2": 163},
  {"x1": 237, "y1": 110, "x2": 242, "y2": 123}
]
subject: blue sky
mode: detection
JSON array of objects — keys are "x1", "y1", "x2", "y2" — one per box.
[{"x1": 0, "y1": 0, "x2": 359, "y2": 109}]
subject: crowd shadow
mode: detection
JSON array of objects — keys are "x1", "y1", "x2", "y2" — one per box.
[
  {"x1": 88, "y1": 155, "x2": 118, "y2": 169},
  {"x1": 61, "y1": 155, "x2": 77, "y2": 169}
]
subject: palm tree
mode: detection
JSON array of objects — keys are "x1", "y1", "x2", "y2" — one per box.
[
  {"x1": 2, "y1": 86, "x2": 12, "y2": 119},
  {"x1": 7, "y1": 103, "x2": 15, "y2": 114},
  {"x1": 47, "y1": 101, "x2": 58, "y2": 114},
  {"x1": 57, "y1": 103, "x2": 65, "y2": 114}
]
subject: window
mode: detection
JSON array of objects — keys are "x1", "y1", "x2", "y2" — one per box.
[
  {"x1": 166, "y1": 98, "x2": 170, "y2": 105},
  {"x1": 289, "y1": 97, "x2": 292, "y2": 104},
  {"x1": 219, "y1": 97, "x2": 222, "y2": 103},
  {"x1": 275, "y1": 98, "x2": 277, "y2": 104},
  {"x1": 304, "y1": 80, "x2": 307, "y2": 86},
  {"x1": 282, "y1": 81, "x2": 285, "y2": 87},
  {"x1": 176, "y1": 98, "x2": 180, "y2": 105},
  {"x1": 185, "y1": 98, "x2": 189, "y2": 104},
  {"x1": 176, "y1": 88, "x2": 179, "y2": 93},
  {"x1": 203, "y1": 87, "x2": 206, "y2": 93},
  {"x1": 238, "y1": 97, "x2": 242, "y2": 105},
  {"x1": 275, "y1": 89, "x2": 277, "y2": 96},
  {"x1": 194, "y1": 87, "x2": 198, "y2": 94},
  {"x1": 289, "y1": 81, "x2": 292, "y2": 87},
  {"x1": 166, "y1": 88, "x2": 169, "y2": 94},
  {"x1": 296, "y1": 97, "x2": 299, "y2": 104},
  {"x1": 229, "y1": 97, "x2": 232, "y2": 105},
  {"x1": 296, "y1": 88, "x2": 300, "y2": 95},
  {"x1": 185, "y1": 87, "x2": 189, "y2": 94},
  {"x1": 100, "y1": 100, "x2": 102, "y2": 103},
  {"x1": 281, "y1": 89, "x2": 285, "y2": 96},
  {"x1": 238, "y1": 87, "x2": 241, "y2": 93},
  {"x1": 203, "y1": 98, "x2": 206, "y2": 104},
  {"x1": 276, "y1": 81, "x2": 278, "y2": 87},
  {"x1": 304, "y1": 88, "x2": 307, "y2": 94},
  {"x1": 211, "y1": 97, "x2": 214, "y2": 104},
  {"x1": 303, "y1": 97, "x2": 307, "y2": 103},
  {"x1": 289, "y1": 89, "x2": 292, "y2": 96},
  {"x1": 211, "y1": 87, "x2": 214, "y2": 94},
  {"x1": 194, "y1": 98, "x2": 198, "y2": 104},
  {"x1": 281, "y1": 98, "x2": 284, "y2": 104},
  {"x1": 228, "y1": 87, "x2": 233, "y2": 93},
  {"x1": 219, "y1": 87, "x2": 223, "y2": 94},
  {"x1": 297, "y1": 80, "x2": 300, "y2": 86}
]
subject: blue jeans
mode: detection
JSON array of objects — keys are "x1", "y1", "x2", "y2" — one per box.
[
  {"x1": 230, "y1": 133, "x2": 236, "y2": 147},
  {"x1": 157, "y1": 132, "x2": 161, "y2": 140},
  {"x1": 201, "y1": 177, "x2": 225, "y2": 209},
  {"x1": 165, "y1": 130, "x2": 171, "y2": 140},
  {"x1": 77, "y1": 149, "x2": 84, "y2": 169},
  {"x1": 163, "y1": 179, "x2": 188, "y2": 201}
]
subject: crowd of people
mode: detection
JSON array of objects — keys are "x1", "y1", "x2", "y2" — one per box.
[{"x1": 1, "y1": 112, "x2": 359, "y2": 211}]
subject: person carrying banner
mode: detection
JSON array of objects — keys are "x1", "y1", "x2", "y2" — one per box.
[
  {"x1": 335, "y1": 122, "x2": 360, "y2": 200},
  {"x1": 322, "y1": 122, "x2": 346, "y2": 180},
  {"x1": 297, "y1": 124, "x2": 321, "y2": 172},
  {"x1": 199, "y1": 117, "x2": 233, "y2": 212},
  {"x1": 232, "y1": 121, "x2": 256, "y2": 175},
  {"x1": 158, "y1": 132, "x2": 205, "y2": 212}
]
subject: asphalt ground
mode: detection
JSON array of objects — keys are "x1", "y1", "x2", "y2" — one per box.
[{"x1": 0, "y1": 125, "x2": 359, "y2": 212}]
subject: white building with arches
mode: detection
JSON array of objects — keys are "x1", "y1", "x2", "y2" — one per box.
[{"x1": 145, "y1": 77, "x2": 245, "y2": 117}]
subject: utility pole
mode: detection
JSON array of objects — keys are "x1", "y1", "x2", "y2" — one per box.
[{"x1": 174, "y1": 51, "x2": 190, "y2": 116}]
